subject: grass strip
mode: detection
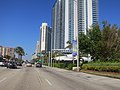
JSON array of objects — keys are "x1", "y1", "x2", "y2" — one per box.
[{"x1": 81, "y1": 70, "x2": 120, "y2": 79}]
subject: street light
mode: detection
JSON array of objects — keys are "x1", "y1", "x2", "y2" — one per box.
[
  {"x1": 74, "y1": 0, "x2": 80, "y2": 71},
  {"x1": 50, "y1": 32, "x2": 53, "y2": 67}
]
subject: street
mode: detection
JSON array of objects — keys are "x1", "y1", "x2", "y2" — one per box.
[{"x1": 0, "y1": 66, "x2": 120, "y2": 90}]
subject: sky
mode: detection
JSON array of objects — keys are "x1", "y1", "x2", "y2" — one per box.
[{"x1": 0, "y1": 0, "x2": 120, "y2": 60}]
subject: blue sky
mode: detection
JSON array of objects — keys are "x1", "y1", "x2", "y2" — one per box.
[
  {"x1": 0, "y1": 0, "x2": 120, "y2": 60},
  {"x1": 99, "y1": 0, "x2": 120, "y2": 26}
]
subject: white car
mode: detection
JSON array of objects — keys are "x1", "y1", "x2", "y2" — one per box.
[
  {"x1": 26, "y1": 63, "x2": 32, "y2": 67},
  {"x1": 0, "y1": 62, "x2": 4, "y2": 66}
]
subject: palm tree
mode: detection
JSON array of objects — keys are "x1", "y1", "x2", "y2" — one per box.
[
  {"x1": 66, "y1": 41, "x2": 76, "y2": 64},
  {"x1": 15, "y1": 46, "x2": 25, "y2": 60},
  {"x1": 65, "y1": 41, "x2": 72, "y2": 49},
  {"x1": 4, "y1": 55, "x2": 11, "y2": 60}
]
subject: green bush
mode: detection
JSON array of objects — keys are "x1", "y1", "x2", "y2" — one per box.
[
  {"x1": 54, "y1": 63, "x2": 66, "y2": 68},
  {"x1": 43, "y1": 63, "x2": 48, "y2": 66},
  {"x1": 54, "y1": 63, "x2": 59, "y2": 68},
  {"x1": 67, "y1": 63, "x2": 76, "y2": 70},
  {"x1": 84, "y1": 62, "x2": 120, "y2": 66},
  {"x1": 59, "y1": 63, "x2": 66, "y2": 68},
  {"x1": 82, "y1": 63, "x2": 120, "y2": 72}
]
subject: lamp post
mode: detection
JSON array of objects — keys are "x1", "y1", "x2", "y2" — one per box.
[
  {"x1": 74, "y1": 0, "x2": 79, "y2": 71},
  {"x1": 51, "y1": 34, "x2": 52, "y2": 67}
]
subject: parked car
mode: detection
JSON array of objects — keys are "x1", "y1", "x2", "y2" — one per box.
[
  {"x1": 0, "y1": 61, "x2": 4, "y2": 67},
  {"x1": 7, "y1": 61, "x2": 17, "y2": 69},
  {"x1": 36, "y1": 62, "x2": 42, "y2": 68},
  {"x1": 16, "y1": 62, "x2": 22, "y2": 66},
  {"x1": 26, "y1": 62, "x2": 32, "y2": 67},
  {"x1": 3, "y1": 61, "x2": 8, "y2": 67}
]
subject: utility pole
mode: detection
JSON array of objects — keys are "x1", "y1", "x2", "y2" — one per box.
[
  {"x1": 51, "y1": 32, "x2": 52, "y2": 67},
  {"x1": 74, "y1": 0, "x2": 79, "y2": 71}
]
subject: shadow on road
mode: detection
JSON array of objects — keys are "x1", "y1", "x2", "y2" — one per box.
[{"x1": 6, "y1": 67, "x2": 22, "y2": 70}]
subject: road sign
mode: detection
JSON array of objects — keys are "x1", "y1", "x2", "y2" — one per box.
[
  {"x1": 37, "y1": 53, "x2": 44, "y2": 57},
  {"x1": 72, "y1": 40, "x2": 77, "y2": 57},
  {"x1": 38, "y1": 59, "x2": 42, "y2": 63}
]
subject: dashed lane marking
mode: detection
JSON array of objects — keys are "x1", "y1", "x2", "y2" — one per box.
[
  {"x1": 45, "y1": 79, "x2": 52, "y2": 86},
  {"x1": 0, "y1": 78, "x2": 7, "y2": 83}
]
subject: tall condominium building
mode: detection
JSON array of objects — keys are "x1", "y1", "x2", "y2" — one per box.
[
  {"x1": 52, "y1": 0, "x2": 65, "y2": 49},
  {"x1": 65, "y1": 0, "x2": 75, "y2": 48},
  {"x1": 77, "y1": 0, "x2": 98, "y2": 35},
  {"x1": 40, "y1": 23, "x2": 52, "y2": 53},
  {"x1": 32, "y1": 41, "x2": 40, "y2": 59},
  {"x1": 52, "y1": 0, "x2": 98, "y2": 49}
]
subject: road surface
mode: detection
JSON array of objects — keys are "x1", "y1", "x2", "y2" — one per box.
[{"x1": 0, "y1": 66, "x2": 120, "y2": 90}]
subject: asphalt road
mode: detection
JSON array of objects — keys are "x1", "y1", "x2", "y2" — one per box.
[{"x1": 0, "y1": 65, "x2": 120, "y2": 90}]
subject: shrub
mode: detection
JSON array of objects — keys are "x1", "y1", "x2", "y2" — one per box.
[
  {"x1": 67, "y1": 63, "x2": 76, "y2": 70},
  {"x1": 54, "y1": 63, "x2": 59, "y2": 68},
  {"x1": 82, "y1": 63, "x2": 120, "y2": 72},
  {"x1": 43, "y1": 63, "x2": 48, "y2": 66},
  {"x1": 54, "y1": 63, "x2": 66, "y2": 68},
  {"x1": 59, "y1": 63, "x2": 66, "y2": 68}
]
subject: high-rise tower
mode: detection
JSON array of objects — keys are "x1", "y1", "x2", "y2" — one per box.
[
  {"x1": 77, "y1": 0, "x2": 98, "y2": 35},
  {"x1": 40, "y1": 23, "x2": 52, "y2": 53},
  {"x1": 52, "y1": 0, "x2": 98, "y2": 49}
]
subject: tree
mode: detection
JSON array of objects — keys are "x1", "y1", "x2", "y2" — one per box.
[
  {"x1": 79, "y1": 24, "x2": 102, "y2": 61},
  {"x1": 100, "y1": 21, "x2": 120, "y2": 61},
  {"x1": 78, "y1": 21, "x2": 120, "y2": 62},
  {"x1": 65, "y1": 41, "x2": 72, "y2": 49},
  {"x1": 4, "y1": 55, "x2": 11, "y2": 60},
  {"x1": 79, "y1": 33, "x2": 92, "y2": 58},
  {"x1": 15, "y1": 58, "x2": 23, "y2": 62},
  {"x1": 89, "y1": 23, "x2": 102, "y2": 60},
  {"x1": 15, "y1": 46, "x2": 25, "y2": 60}
]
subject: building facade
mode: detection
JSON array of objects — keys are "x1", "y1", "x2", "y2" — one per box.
[
  {"x1": 36, "y1": 41, "x2": 40, "y2": 54},
  {"x1": 77, "y1": 0, "x2": 98, "y2": 35},
  {"x1": 0, "y1": 46, "x2": 15, "y2": 58},
  {"x1": 52, "y1": 0, "x2": 65, "y2": 49},
  {"x1": 32, "y1": 41, "x2": 40, "y2": 59},
  {"x1": 52, "y1": 0, "x2": 98, "y2": 49},
  {"x1": 0, "y1": 46, "x2": 3, "y2": 57},
  {"x1": 40, "y1": 23, "x2": 52, "y2": 53}
]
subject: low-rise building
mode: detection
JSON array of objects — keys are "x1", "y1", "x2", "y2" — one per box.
[
  {"x1": 0, "y1": 46, "x2": 15, "y2": 59},
  {"x1": 0, "y1": 46, "x2": 3, "y2": 57}
]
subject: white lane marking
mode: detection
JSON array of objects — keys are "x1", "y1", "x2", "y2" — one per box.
[
  {"x1": 45, "y1": 79, "x2": 52, "y2": 86},
  {"x1": 35, "y1": 69, "x2": 52, "y2": 86},
  {"x1": 0, "y1": 78, "x2": 7, "y2": 83},
  {"x1": 35, "y1": 69, "x2": 42, "y2": 85},
  {"x1": 35, "y1": 69, "x2": 40, "y2": 74}
]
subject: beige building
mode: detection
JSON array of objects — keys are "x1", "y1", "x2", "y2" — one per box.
[
  {"x1": 0, "y1": 46, "x2": 3, "y2": 57},
  {"x1": 0, "y1": 46, "x2": 15, "y2": 59}
]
